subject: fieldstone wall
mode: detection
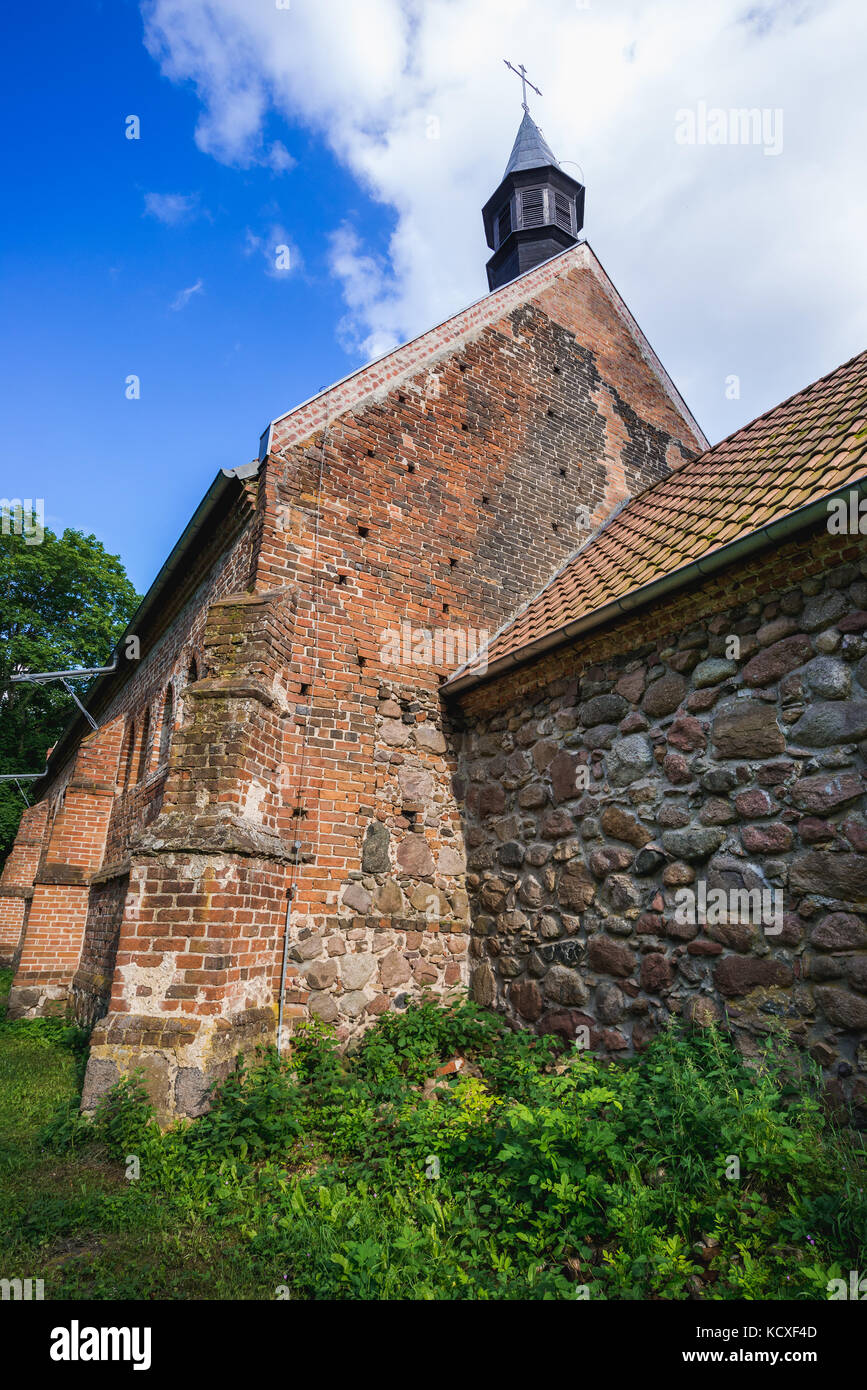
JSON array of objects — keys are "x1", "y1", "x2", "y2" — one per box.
[
  {"x1": 281, "y1": 680, "x2": 470, "y2": 1037},
  {"x1": 453, "y1": 532, "x2": 867, "y2": 1122}
]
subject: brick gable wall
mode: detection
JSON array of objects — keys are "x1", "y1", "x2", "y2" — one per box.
[
  {"x1": 251, "y1": 251, "x2": 708, "y2": 1065},
  {"x1": 5, "y1": 248, "x2": 709, "y2": 1119}
]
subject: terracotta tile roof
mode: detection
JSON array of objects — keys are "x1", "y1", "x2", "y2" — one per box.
[{"x1": 456, "y1": 347, "x2": 867, "y2": 680}]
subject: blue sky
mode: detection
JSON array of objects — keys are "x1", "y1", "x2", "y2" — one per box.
[
  {"x1": 2, "y1": 1, "x2": 392, "y2": 590},
  {"x1": 3, "y1": 0, "x2": 867, "y2": 595}
]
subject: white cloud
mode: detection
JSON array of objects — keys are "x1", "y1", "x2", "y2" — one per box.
[
  {"x1": 244, "y1": 224, "x2": 302, "y2": 279},
  {"x1": 141, "y1": 0, "x2": 867, "y2": 440},
  {"x1": 328, "y1": 224, "x2": 402, "y2": 359},
  {"x1": 265, "y1": 140, "x2": 297, "y2": 173},
  {"x1": 144, "y1": 191, "x2": 202, "y2": 225},
  {"x1": 170, "y1": 278, "x2": 204, "y2": 311}
]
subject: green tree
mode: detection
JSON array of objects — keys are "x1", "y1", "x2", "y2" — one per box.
[{"x1": 0, "y1": 527, "x2": 140, "y2": 861}]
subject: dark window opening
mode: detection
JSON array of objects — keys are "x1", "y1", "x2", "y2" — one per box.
[
  {"x1": 122, "y1": 721, "x2": 136, "y2": 789},
  {"x1": 136, "y1": 709, "x2": 151, "y2": 783},
  {"x1": 159, "y1": 687, "x2": 174, "y2": 764}
]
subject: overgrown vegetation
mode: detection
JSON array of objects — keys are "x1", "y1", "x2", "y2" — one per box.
[{"x1": 1, "y1": 967, "x2": 864, "y2": 1300}]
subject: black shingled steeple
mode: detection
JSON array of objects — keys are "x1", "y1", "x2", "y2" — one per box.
[
  {"x1": 501, "y1": 110, "x2": 560, "y2": 178},
  {"x1": 483, "y1": 111, "x2": 584, "y2": 291}
]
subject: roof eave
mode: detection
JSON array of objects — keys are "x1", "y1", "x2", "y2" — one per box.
[
  {"x1": 30, "y1": 462, "x2": 260, "y2": 793},
  {"x1": 444, "y1": 474, "x2": 867, "y2": 696}
]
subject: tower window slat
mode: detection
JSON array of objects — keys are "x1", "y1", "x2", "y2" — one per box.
[
  {"x1": 553, "y1": 191, "x2": 573, "y2": 232},
  {"x1": 521, "y1": 188, "x2": 545, "y2": 228}
]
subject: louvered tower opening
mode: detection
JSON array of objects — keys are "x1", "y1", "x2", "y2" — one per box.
[
  {"x1": 520, "y1": 188, "x2": 545, "y2": 228},
  {"x1": 553, "y1": 190, "x2": 573, "y2": 233},
  {"x1": 482, "y1": 108, "x2": 585, "y2": 290},
  {"x1": 496, "y1": 202, "x2": 512, "y2": 246}
]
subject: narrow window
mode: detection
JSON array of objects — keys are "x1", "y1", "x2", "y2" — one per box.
[
  {"x1": 159, "y1": 687, "x2": 174, "y2": 764},
  {"x1": 121, "y1": 720, "x2": 136, "y2": 789},
  {"x1": 136, "y1": 709, "x2": 151, "y2": 783}
]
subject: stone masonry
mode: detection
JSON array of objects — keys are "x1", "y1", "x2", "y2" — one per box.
[{"x1": 451, "y1": 522, "x2": 867, "y2": 1123}]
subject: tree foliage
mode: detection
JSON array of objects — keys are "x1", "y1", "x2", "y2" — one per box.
[{"x1": 0, "y1": 528, "x2": 140, "y2": 860}]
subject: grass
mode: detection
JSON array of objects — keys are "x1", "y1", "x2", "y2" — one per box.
[
  {"x1": 1, "y1": 965, "x2": 865, "y2": 1300},
  {"x1": 0, "y1": 969, "x2": 260, "y2": 1298}
]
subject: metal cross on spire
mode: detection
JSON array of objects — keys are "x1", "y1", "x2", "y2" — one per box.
[{"x1": 503, "y1": 59, "x2": 542, "y2": 114}]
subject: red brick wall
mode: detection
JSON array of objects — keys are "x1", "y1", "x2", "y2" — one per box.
[
  {"x1": 0, "y1": 897, "x2": 27, "y2": 967},
  {"x1": 71, "y1": 873, "x2": 130, "y2": 1026},
  {"x1": 4, "y1": 484, "x2": 257, "y2": 1010},
  {"x1": 6, "y1": 717, "x2": 124, "y2": 1016},
  {"x1": 0, "y1": 801, "x2": 48, "y2": 965},
  {"x1": 98, "y1": 504, "x2": 258, "y2": 865},
  {"x1": 0, "y1": 800, "x2": 49, "y2": 888},
  {"x1": 259, "y1": 245, "x2": 707, "y2": 1037}
]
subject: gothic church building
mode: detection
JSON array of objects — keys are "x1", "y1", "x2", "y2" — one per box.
[{"x1": 2, "y1": 112, "x2": 866, "y2": 1123}]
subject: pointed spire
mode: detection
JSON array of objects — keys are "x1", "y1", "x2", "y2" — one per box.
[
  {"x1": 502, "y1": 110, "x2": 560, "y2": 180},
  {"x1": 482, "y1": 64, "x2": 585, "y2": 292}
]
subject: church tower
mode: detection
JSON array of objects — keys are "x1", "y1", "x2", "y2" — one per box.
[{"x1": 483, "y1": 65, "x2": 585, "y2": 291}]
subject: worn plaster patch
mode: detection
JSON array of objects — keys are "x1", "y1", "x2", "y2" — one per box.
[
  {"x1": 243, "y1": 780, "x2": 268, "y2": 822},
  {"x1": 117, "y1": 952, "x2": 180, "y2": 1007}
]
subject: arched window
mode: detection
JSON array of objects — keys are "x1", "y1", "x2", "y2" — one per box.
[
  {"x1": 159, "y1": 686, "x2": 174, "y2": 764},
  {"x1": 121, "y1": 719, "x2": 136, "y2": 789},
  {"x1": 136, "y1": 708, "x2": 151, "y2": 782},
  {"x1": 187, "y1": 656, "x2": 198, "y2": 684}
]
